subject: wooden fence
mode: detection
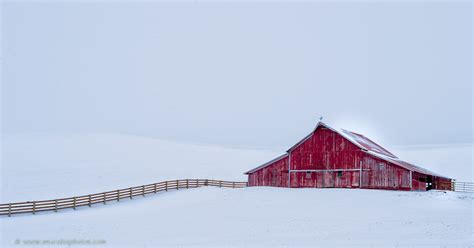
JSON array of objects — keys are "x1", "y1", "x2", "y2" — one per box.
[{"x1": 0, "y1": 179, "x2": 247, "y2": 217}]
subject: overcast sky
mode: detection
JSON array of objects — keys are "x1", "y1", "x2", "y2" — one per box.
[{"x1": 1, "y1": 1, "x2": 472, "y2": 149}]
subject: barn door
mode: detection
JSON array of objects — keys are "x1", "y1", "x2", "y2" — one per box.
[{"x1": 322, "y1": 171, "x2": 335, "y2": 188}]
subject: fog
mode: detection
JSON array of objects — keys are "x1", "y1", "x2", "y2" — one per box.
[{"x1": 1, "y1": 1, "x2": 472, "y2": 149}]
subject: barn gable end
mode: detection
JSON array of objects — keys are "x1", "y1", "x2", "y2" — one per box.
[{"x1": 288, "y1": 126, "x2": 364, "y2": 188}]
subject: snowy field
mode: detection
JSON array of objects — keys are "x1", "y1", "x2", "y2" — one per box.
[
  {"x1": 0, "y1": 133, "x2": 278, "y2": 202},
  {"x1": 1, "y1": 133, "x2": 473, "y2": 247}
]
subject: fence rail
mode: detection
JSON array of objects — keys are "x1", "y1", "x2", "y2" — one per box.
[
  {"x1": 438, "y1": 181, "x2": 474, "y2": 193},
  {"x1": 0, "y1": 179, "x2": 247, "y2": 217}
]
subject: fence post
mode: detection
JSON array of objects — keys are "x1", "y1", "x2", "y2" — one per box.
[
  {"x1": 8, "y1": 203, "x2": 11, "y2": 217},
  {"x1": 54, "y1": 200, "x2": 58, "y2": 212},
  {"x1": 176, "y1": 180, "x2": 179, "y2": 190},
  {"x1": 103, "y1": 193, "x2": 106, "y2": 205},
  {"x1": 142, "y1": 185, "x2": 145, "y2": 197},
  {"x1": 33, "y1": 202, "x2": 36, "y2": 214},
  {"x1": 232, "y1": 182, "x2": 235, "y2": 188},
  {"x1": 88, "y1": 195, "x2": 91, "y2": 207},
  {"x1": 219, "y1": 181, "x2": 222, "y2": 188},
  {"x1": 117, "y1": 190, "x2": 120, "y2": 202},
  {"x1": 154, "y1": 183, "x2": 157, "y2": 193},
  {"x1": 130, "y1": 187, "x2": 133, "y2": 199},
  {"x1": 186, "y1": 179, "x2": 189, "y2": 189},
  {"x1": 73, "y1": 197, "x2": 76, "y2": 210},
  {"x1": 165, "y1": 181, "x2": 168, "y2": 191},
  {"x1": 205, "y1": 179, "x2": 208, "y2": 186}
]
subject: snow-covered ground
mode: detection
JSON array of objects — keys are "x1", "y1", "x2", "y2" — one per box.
[
  {"x1": 2, "y1": 187, "x2": 473, "y2": 248},
  {"x1": 1, "y1": 133, "x2": 473, "y2": 247},
  {"x1": 0, "y1": 133, "x2": 278, "y2": 202}
]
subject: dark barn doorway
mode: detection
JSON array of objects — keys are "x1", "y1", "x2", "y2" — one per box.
[{"x1": 426, "y1": 176, "x2": 433, "y2": 190}]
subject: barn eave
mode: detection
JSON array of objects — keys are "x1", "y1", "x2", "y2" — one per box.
[
  {"x1": 364, "y1": 150, "x2": 450, "y2": 179},
  {"x1": 244, "y1": 153, "x2": 288, "y2": 175}
]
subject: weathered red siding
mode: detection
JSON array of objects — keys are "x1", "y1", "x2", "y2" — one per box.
[
  {"x1": 288, "y1": 127, "x2": 362, "y2": 188},
  {"x1": 360, "y1": 154, "x2": 411, "y2": 190},
  {"x1": 286, "y1": 127, "x2": 411, "y2": 190},
  {"x1": 433, "y1": 177, "x2": 452, "y2": 190},
  {"x1": 248, "y1": 156, "x2": 288, "y2": 187},
  {"x1": 411, "y1": 172, "x2": 453, "y2": 191}
]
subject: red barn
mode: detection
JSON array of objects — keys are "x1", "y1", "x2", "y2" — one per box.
[{"x1": 245, "y1": 122, "x2": 452, "y2": 191}]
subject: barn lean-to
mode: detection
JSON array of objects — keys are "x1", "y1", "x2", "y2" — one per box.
[{"x1": 245, "y1": 122, "x2": 452, "y2": 191}]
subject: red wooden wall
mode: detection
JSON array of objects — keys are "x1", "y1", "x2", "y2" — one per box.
[
  {"x1": 248, "y1": 156, "x2": 288, "y2": 187},
  {"x1": 287, "y1": 127, "x2": 412, "y2": 190},
  {"x1": 360, "y1": 155, "x2": 411, "y2": 190},
  {"x1": 289, "y1": 127, "x2": 362, "y2": 188},
  {"x1": 411, "y1": 172, "x2": 453, "y2": 191},
  {"x1": 433, "y1": 177, "x2": 452, "y2": 190},
  {"x1": 248, "y1": 126, "x2": 414, "y2": 190}
]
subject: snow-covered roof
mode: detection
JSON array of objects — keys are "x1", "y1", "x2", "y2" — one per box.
[
  {"x1": 246, "y1": 122, "x2": 450, "y2": 179},
  {"x1": 244, "y1": 153, "x2": 288, "y2": 174},
  {"x1": 366, "y1": 151, "x2": 447, "y2": 178},
  {"x1": 340, "y1": 129, "x2": 397, "y2": 158}
]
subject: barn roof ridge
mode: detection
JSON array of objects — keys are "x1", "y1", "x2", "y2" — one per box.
[
  {"x1": 285, "y1": 121, "x2": 328, "y2": 152},
  {"x1": 285, "y1": 121, "x2": 372, "y2": 153}
]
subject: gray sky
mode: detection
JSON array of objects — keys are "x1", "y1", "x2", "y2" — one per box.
[{"x1": 1, "y1": 1, "x2": 472, "y2": 149}]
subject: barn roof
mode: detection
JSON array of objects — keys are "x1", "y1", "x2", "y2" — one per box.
[
  {"x1": 340, "y1": 129, "x2": 397, "y2": 158},
  {"x1": 366, "y1": 151, "x2": 447, "y2": 178},
  {"x1": 245, "y1": 122, "x2": 449, "y2": 178},
  {"x1": 244, "y1": 153, "x2": 288, "y2": 174}
]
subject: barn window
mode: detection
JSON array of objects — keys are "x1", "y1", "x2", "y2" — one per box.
[
  {"x1": 306, "y1": 171, "x2": 311, "y2": 179},
  {"x1": 378, "y1": 163, "x2": 384, "y2": 169},
  {"x1": 337, "y1": 171, "x2": 343, "y2": 178}
]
